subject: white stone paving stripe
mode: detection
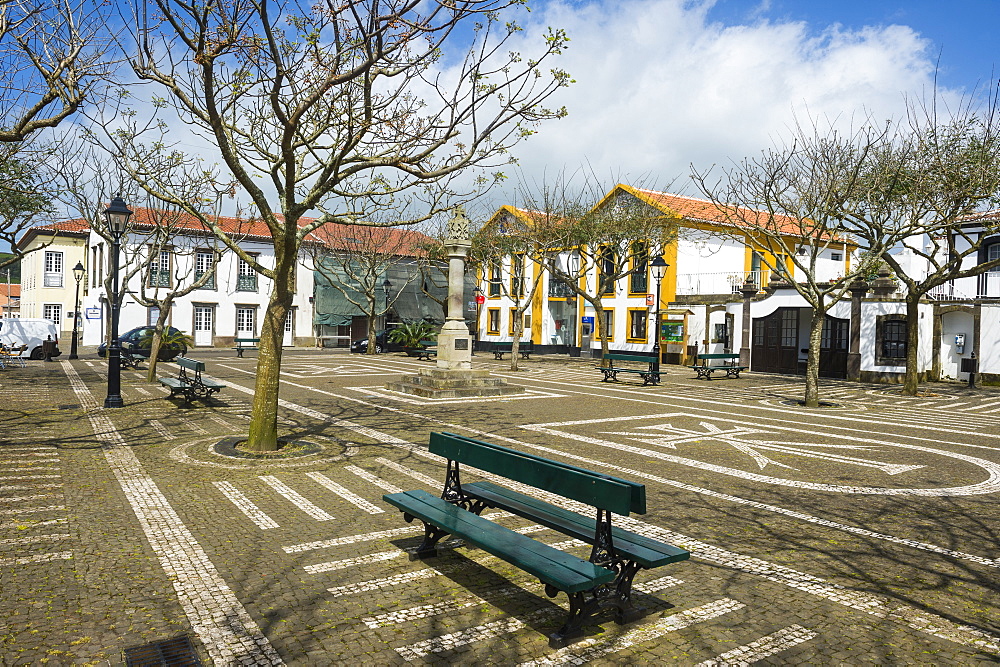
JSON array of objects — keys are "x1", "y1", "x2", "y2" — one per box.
[
  {"x1": 375, "y1": 457, "x2": 438, "y2": 487},
  {"x1": 149, "y1": 420, "x2": 176, "y2": 440},
  {"x1": 0, "y1": 551, "x2": 73, "y2": 566},
  {"x1": 633, "y1": 575, "x2": 684, "y2": 594},
  {"x1": 62, "y1": 362, "x2": 284, "y2": 665},
  {"x1": 0, "y1": 483, "x2": 62, "y2": 491},
  {"x1": 304, "y1": 550, "x2": 402, "y2": 574},
  {"x1": 182, "y1": 419, "x2": 208, "y2": 435},
  {"x1": 0, "y1": 475, "x2": 61, "y2": 481},
  {"x1": 520, "y1": 599, "x2": 746, "y2": 666},
  {"x1": 0, "y1": 518, "x2": 67, "y2": 530},
  {"x1": 259, "y1": 475, "x2": 335, "y2": 521},
  {"x1": 695, "y1": 624, "x2": 818, "y2": 666},
  {"x1": 0, "y1": 533, "x2": 71, "y2": 546},
  {"x1": 344, "y1": 465, "x2": 403, "y2": 494},
  {"x1": 0, "y1": 494, "x2": 57, "y2": 503},
  {"x1": 7, "y1": 453, "x2": 59, "y2": 459},
  {"x1": 305, "y1": 471, "x2": 384, "y2": 514},
  {"x1": 133, "y1": 386, "x2": 152, "y2": 396},
  {"x1": 213, "y1": 481, "x2": 279, "y2": 530},
  {"x1": 0, "y1": 505, "x2": 64, "y2": 516},
  {"x1": 284, "y1": 525, "x2": 423, "y2": 553},
  {"x1": 4, "y1": 446, "x2": 56, "y2": 451},
  {"x1": 4, "y1": 466, "x2": 58, "y2": 473},
  {"x1": 328, "y1": 568, "x2": 441, "y2": 597},
  {"x1": 364, "y1": 581, "x2": 544, "y2": 629},
  {"x1": 396, "y1": 611, "x2": 555, "y2": 661}
]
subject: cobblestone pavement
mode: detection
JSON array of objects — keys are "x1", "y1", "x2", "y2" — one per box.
[{"x1": 1, "y1": 349, "x2": 999, "y2": 665}]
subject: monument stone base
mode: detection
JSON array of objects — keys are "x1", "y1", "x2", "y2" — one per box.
[{"x1": 385, "y1": 367, "x2": 526, "y2": 399}]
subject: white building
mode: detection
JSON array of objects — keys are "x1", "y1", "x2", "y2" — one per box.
[{"x1": 78, "y1": 207, "x2": 315, "y2": 348}]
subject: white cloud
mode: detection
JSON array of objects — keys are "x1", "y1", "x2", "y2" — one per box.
[{"x1": 492, "y1": 0, "x2": 948, "y2": 199}]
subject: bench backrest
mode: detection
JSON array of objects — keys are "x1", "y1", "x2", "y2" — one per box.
[
  {"x1": 175, "y1": 356, "x2": 205, "y2": 372},
  {"x1": 419, "y1": 340, "x2": 437, "y2": 346},
  {"x1": 697, "y1": 353, "x2": 738, "y2": 360},
  {"x1": 430, "y1": 432, "x2": 640, "y2": 515},
  {"x1": 605, "y1": 353, "x2": 654, "y2": 364},
  {"x1": 494, "y1": 342, "x2": 512, "y2": 350},
  {"x1": 235, "y1": 338, "x2": 259, "y2": 343}
]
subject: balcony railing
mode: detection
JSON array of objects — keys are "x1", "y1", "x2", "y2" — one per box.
[
  {"x1": 674, "y1": 270, "x2": 762, "y2": 296},
  {"x1": 237, "y1": 274, "x2": 257, "y2": 291},
  {"x1": 548, "y1": 280, "x2": 575, "y2": 298}
]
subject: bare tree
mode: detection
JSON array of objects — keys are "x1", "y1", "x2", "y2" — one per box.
[
  {"x1": 509, "y1": 175, "x2": 677, "y2": 361},
  {"x1": 692, "y1": 120, "x2": 894, "y2": 407},
  {"x1": 842, "y1": 98, "x2": 1000, "y2": 394},
  {"x1": 105, "y1": 0, "x2": 571, "y2": 450},
  {"x1": 0, "y1": 0, "x2": 112, "y2": 142},
  {"x1": 471, "y1": 210, "x2": 548, "y2": 370},
  {"x1": 308, "y1": 223, "x2": 425, "y2": 354}
]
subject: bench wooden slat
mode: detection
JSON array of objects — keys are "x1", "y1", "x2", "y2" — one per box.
[
  {"x1": 439, "y1": 432, "x2": 645, "y2": 514},
  {"x1": 384, "y1": 490, "x2": 616, "y2": 593},
  {"x1": 175, "y1": 357, "x2": 206, "y2": 372},
  {"x1": 464, "y1": 481, "x2": 689, "y2": 569},
  {"x1": 429, "y1": 433, "x2": 634, "y2": 516}
]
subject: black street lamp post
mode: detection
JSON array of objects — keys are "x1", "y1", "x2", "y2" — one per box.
[
  {"x1": 382, "y1": 278, "x2": 392, "y2": 327},
  {"x1": 69, "y1": 261, "x2": 85, "y2": 359},
  {"x1": 472, "y1": 285, "x2": 484, "y2": 356},
  {"x1": 650, "y1": 255, "x2": 668, "y2": 376},
  {"x1": 104, "y1": 196, "x2": 133, "y2": 409}
]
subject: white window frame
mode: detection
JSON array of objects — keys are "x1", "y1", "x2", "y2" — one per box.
[{"x1": 44, "y1": 251, "x2": 64, "y2": 287}]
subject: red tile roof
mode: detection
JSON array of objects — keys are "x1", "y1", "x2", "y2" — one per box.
[
  {"x1": 308, "y1": 223, "x2": 431, "y2": 256},
  {"x1": 624, "y1": 185, "x2": 809, "y2": 235}
]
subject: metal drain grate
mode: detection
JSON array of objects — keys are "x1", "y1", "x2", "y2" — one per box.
[{"x1": 123, "y1": 635, "x2": 201, "y2": 666}]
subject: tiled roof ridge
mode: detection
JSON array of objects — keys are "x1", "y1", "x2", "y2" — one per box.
[{"x1": 630, "y1": 186, "x2": 722, "y2": 208}]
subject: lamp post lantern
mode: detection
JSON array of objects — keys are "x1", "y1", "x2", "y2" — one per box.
[
  {"x1": 103, "y1": 196, "x2": 133, "y2": 409},
  {"x1": 69, "y1": 261, "x2": 85, "y2": 359},
  {"x1": 382, "y1": 277, "x2": 392, "y2": 327},
  {"x1": 650, "y1": 255, "x2": 668, "y2": 376}
]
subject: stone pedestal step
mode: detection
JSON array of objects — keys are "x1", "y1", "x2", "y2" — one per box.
[{"x1": 385, "y1": 368, "x2": 526, "y2": 399}]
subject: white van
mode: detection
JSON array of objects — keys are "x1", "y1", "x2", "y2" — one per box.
[{"x1": 0, "y1": 318, "x2": 60, "y2": 360}]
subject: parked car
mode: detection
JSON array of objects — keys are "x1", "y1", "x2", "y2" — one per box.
[
  {"x1": 0, "y1": 318, "x2": 60, "y2": 359},
  {"x1": 350, "y1": 330, "x2": 404, "y2": 354},
  {"x1": 98, "y1": 326, "x2": 188, "y2": 361}
]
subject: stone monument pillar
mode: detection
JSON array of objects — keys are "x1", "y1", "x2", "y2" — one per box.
[
  {"x1": 436, "y1": 206, "x2": 473, "y2": 370},
  {"x1": 385, "y1": 207, "x2": 524, "y2": 398}
]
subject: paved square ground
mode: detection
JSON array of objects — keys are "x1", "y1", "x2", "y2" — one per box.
[{"x1": 2, "y1": 350, "x2": 999, "y2": 665}]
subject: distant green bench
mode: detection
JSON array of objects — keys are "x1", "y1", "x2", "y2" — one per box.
[
  {"x1": 493, "y1": 340, "x2": 533, "y2": 360},
  {"x1": 383, "y1": 432, "x2": 689, "y2": 647},
  {"x1": 597, "y1": 352, "x2": 660, "y2": 385},
  {"x1": 158, "y1": 357, "x2": 226, "y2": 403},
  {"x1": 416, "y1": 340, "x2": 437, "y2": 361},
  {"x1": 233, "y1": 337, "x2": 259, "y2": 357},
  {"x1": 689, "y1": 353, "x2": 747, "y2": 380}
]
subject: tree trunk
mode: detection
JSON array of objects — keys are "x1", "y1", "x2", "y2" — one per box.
[
  {"x1": 591, "y1": 301, "x2": 609, "y2": 364},
  {"x1": 145, "y1": 296, "x2": 174, "y2": 382},
  {"x1": 366, "y1": 298, "x2": 378, "y2": 355},
  {"x1": 902, "y1": 294, "x2": 921, "y2": 396},
  {"x1": 510, "y1": 307, "x2": 523, "y2": 371},
  {"x1": 245, "y1": 253, "x2": 294, "y2": 452},
  {"x1": 804, "y1": 308, "x2": 825, "y2": 407}
]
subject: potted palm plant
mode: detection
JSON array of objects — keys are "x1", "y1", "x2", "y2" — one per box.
[
  {"x1": 388, "y1": 321, "x2": 438, "y2": 356},
  {"x1": 138, "y1": 328, "x2": 194, "y2": 361}
]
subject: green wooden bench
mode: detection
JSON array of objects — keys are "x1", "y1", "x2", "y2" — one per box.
[
  {"x1": 415, "y1": 339, "x2": 437, "y2": 361},
  {"x1": 118, "y1": 346, "x2": 143, "y2": 370},
  {"x1": 597, "y1": 352, "x2": 660, "y2": 385},
  {"x1": 689, "y1": 353, "x2": 747, "y2": 380},
  {"x1": 493, "y1": 340, "x2": 533, "y2": 360},
  {"x1": 383, "y1": 432, "x2": 689, "y2": 647},
  {"x1": 158, "y1": 357, "x2": 226, "y2": 403},
  {"x1": 233, "y1": 337, "x2": 260, "y2": 357}
]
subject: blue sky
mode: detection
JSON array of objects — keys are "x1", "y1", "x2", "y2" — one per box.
[
  {"x1": 7, "y1": 0, "x2": 1000, "y2": 254},
  {"x1": 487, "y1": 0, "x2": 1000, "y2": 202},
  {"x1": 703, "y1": 0, "x2": 998, "y2": 91}
]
